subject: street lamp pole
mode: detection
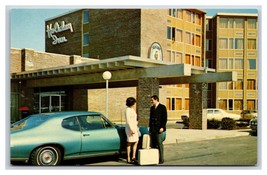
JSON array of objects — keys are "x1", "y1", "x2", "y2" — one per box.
[{"x1": 102, "y1": 71, "x2": 112, "y2": 118}]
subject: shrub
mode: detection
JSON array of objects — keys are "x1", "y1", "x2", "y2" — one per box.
[
  {"x1": 207, "y1": 119, "x2": 221, "y2": 129},
  {"x1": 221, "y1": 117, "x2": 236, "y2": 130}
]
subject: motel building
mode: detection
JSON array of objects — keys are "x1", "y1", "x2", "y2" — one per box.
[{"x1": 10, "y1": 9, "x2": 258, "y2": 129}]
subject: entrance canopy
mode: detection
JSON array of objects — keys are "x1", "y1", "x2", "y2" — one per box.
[{"x1": 11, "y1": 55, "x2": 237, "y2": 88}]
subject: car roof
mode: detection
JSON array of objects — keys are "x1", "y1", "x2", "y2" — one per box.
[{"x1": 30, "y1": 111, "x2": 103, "y2": 119}]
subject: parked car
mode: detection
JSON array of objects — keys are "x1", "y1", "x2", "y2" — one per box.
[
  {"x1": 180, "y1": 109, "x2": 241, "y2": 122},
  {"x1": 207, "y1": 109, "x2": 241, "y2": 121},
  {"x1": 249, "y1": 117, "x2": 257, "y2": 132},
  {"x1": 10, "y1": 111, "x2": 155, "y2": 166},
  {"x1": 240, "y1": 110, "x2": 257, "y2": 121}
]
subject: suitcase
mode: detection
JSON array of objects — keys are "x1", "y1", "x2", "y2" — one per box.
[
  {"x1": 138, "y1": 148, "x2": 159, "y2": 165},
  {"x1": 142, "y1": 134, "x2": 151, "y2": 149}
]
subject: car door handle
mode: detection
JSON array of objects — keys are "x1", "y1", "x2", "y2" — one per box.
[{"x1": 83, "y1": 134, "x2": 90, "y2": 137}]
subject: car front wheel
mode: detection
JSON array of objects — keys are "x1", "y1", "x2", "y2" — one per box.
[{"x1": 30, "y1": 146, "x2": 62, "y2": 165}]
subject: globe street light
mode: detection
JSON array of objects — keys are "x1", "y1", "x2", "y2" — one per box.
[{"x1": 102, "y1": 71, "x2": 112, "y2": 118}]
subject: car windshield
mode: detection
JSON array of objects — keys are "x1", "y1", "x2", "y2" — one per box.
[{"x1": 11, "y1": 114, "x2": 50, "y2": 131}]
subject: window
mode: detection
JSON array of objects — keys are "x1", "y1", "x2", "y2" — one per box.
[
  {"x1": 166, "y1": 98, "x2": 171, "y2": 110},
  {"x1": 207, "y1": 20, "x2": 212, "y2": 31},
  {"x1": 206, "y1": 39, "x2": 212, "y2": 51},
  {"x1": 229, "y1": 99, "x2": 233, "y2": 110},
  {"x1": 83, "y1": 10, "x2": 89, "y2": 23},
  {"x1": 185, "y1": 54, "x2": 191, "y2": 64},
  {"x1": 247, "y1": 79, "x2": 256, "y2": 90},
  {"x1": 219, "y1": 58, "x2": 227, "y2": 69},
  {"x1": 248, "y1": 39, "x2": 256, "y2": 49},
  {"x1": 247, "y1": 100, "x2": 256, "y2": 110},
  {"x1": 235, "y1": 38, "x2": 244, "y2": 49},
  {"x1": 176, "y1": 52, "x2": 182, "y2": 63},
  {"x1": 83, "y1": 33, "x2": 89, "y2": 46},
  {"x1": 219, "y1": 99, "x2": 227, "y2": 110},
  {"x1": 172, "y1": 51, "x2": 175, "y2": 62},
  {"x1": 186, "y1": 11, "x2": 191, "y2": 22},
  {"x1": 176, "y1": 98, "x2": 182, "y2": 110},
  {"x1": 185, "y1": 32, "x2": 191, "y2": 44},
  {"x1": 228, "y1": 18, "x2": 234, "y2": 28},
  {"x1": 172, "y1": 27, "x2": 176, "y2": 41},
  {"x1": 235, "y1": 59, "x2": 244, "y2": 69},
  {"x1": 166, "y1": 97, "x2": 182, "y2": 110},
  {"x1": 229, "y1": 38, "x2": 234, "y2": 49},
  {"x1": 177, "y1": 9, "x2": 183, "y2": 19},
  {"x1": 228, "y1": 81, "x2": 233, "y2": 90},
  {"x1": 176, "y1": 29, "x2": 182, "y2": 42},
  {"x1": 83, "y1": 53, "x2": 89, "y2": 58},
  {"x1": 248, "y1": 18, "x2": 257, "y2": 29},
  {"x1": 196, "y1": 13, "x2": 201, "y2": 25},
  {"x1": 235, "y1": 18, "x2": 244, "y2": 28},
  {"x1": 195, "y1": 56, "x2": 201, "y2": 66},
  {"x1": 196, "y1": 35, "x2": 201, "y2": 47},
  {"x1": 167, "y1": 26, "x2": 172, "y2": 40},
  {"x1": 218, "y1": 82, "x2": 227, "y2": 90},
  {"x1": 169, "y1": 9, "x2": 177, "y2": 17},
  {"x1": 191, "y1": 34, "x2": 195, "y2": 45},
  {"x1": 166, "y1": 50, "x2": 171, "y2": 62},
  {"x1": 235, "y1": 80, "x2": 243, "y2": 90},
  {"x1": 219, "y1": 38, "x2": 228, "y2": 49},
  {"x1": 248, "y1": 59, "x2": 256, "y2": 69},
  {"x1": 77, "y1": 115, "x2": 108, "y2": 130},
  {"x1": 62, "y1": 117, "x2": 80, "y2": 131},
  {"x1": 229, "y1": 58, "x2": 234, "y2": 69},
  {"x1": 234, "y1": 100, "x2": 243, "y2": 110},
  {"x1": 220, "y1": 18, "x2": 228, "y2": 28}
]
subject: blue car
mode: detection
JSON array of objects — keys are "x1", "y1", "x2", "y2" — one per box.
[{"x1": 10, "y1": 111, "x2": 137, "y2": 165}]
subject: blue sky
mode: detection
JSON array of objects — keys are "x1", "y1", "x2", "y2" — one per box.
[{"x1": 9, "y1": 8, "x2": 258, "y2": 52}]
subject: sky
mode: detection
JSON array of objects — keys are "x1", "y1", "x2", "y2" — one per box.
[{"x1": 9, "y1": 8, "x2": 258, "y2": 52}]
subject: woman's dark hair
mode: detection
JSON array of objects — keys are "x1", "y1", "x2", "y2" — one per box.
[{"x1": 126, "y1": 97, "x2": 136, "y2": 107}]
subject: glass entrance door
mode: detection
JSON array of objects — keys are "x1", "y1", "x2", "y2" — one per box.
[{"x1": 39, "y1": 94, "x2": 63, "y2": 113}]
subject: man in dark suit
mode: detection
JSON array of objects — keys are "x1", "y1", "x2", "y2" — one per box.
[{"x1": 149, "y1": 95, "x2": 167, "y2": 164}]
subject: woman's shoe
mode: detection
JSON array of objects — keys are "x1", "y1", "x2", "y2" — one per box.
[{"x1": 131, "y1": 158, "x2": 137, "y2": 164}]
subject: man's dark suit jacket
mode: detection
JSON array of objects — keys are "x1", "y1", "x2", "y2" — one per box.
[{"x1": 149, "y1": 103, "x2": 167, "y2": 133}]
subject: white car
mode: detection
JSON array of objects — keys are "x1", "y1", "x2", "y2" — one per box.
[{"x1": 207, "y1": 109, "x2": 241, "y2": 121}]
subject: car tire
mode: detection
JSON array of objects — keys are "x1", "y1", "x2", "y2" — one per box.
[{"x1": 30, "y1": 146, "x2": 62, "y2": 165}]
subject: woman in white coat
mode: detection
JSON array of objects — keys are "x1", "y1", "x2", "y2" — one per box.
[{"x1": 125, "y1": 97, "x2": 139, "y2": 164}]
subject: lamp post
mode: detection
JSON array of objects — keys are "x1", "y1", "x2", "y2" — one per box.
[{"x1": 102, "y1": 71, "x2": 112, "y2": 118}]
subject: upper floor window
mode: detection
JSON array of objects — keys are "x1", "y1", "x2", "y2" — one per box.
[
  {"x1": 177, "y1": 9, "x2": 183, "y2": 19},
  {"x1": 195, "y1": 13, "x2": 201, "y2": 25},
  {"x1": 235, "y1": 18, "x2": 244, "y2": 28},
  {"x1": 228, "y1": 18, "x2": 234, "y2": 28},
  {"x1": 248, "y1": 18, "x2": 257, "y2": 29},
  {"x1": 235, "y1": 38, "x2": 244, "y2": 49},
  {"x1": 247, "y1": 79, "x2": 256, "y2": 90},
  {"x1": 186, "y1": 11, "x2": 191, "y2": 22},
  {"x1": 220, "y1": 18, "x2": 228, "y2": 28},
  {"x1": 248, "y1": 39, "x2": 256, "y2": 49},
  {"x1": 83, "y1": 53, "x2": 89, "y2": 58},
  {"x1": 219, "y1": 38, "x2": 228, "y2": 49},
  {"x1": 83, "y1": 33, "x2": 89, "y2": 46},
  {"x1": 206, "y1": 39, "x2": 212, "y2": 51},
  {"x1": 248, "y1": 59, "x2": 256, "y2": 69},
  {"x1": 176, "y1": 29, "x2": 182, "y2": 42},
  {"x1": 83, "y1": 10, "x2": 89, "y2": 24}
]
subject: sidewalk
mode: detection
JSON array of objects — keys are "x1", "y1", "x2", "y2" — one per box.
[{"x1": 164, "y1": 128, "x2": 251, "y2": 144}]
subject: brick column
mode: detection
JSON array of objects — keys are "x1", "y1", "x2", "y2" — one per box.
[
  {"x1": 21, "y1": 48, "x2": 35, "y2": 71},
  {"x1": 189, "y1": 83, "x2": 208, "y2": 130},
  {"x1": 72, "y1": 88, "x2": 89, "y2": 111},
  {"x1": 137, "y1": 78, "x2": 159, "y2": 127}
]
